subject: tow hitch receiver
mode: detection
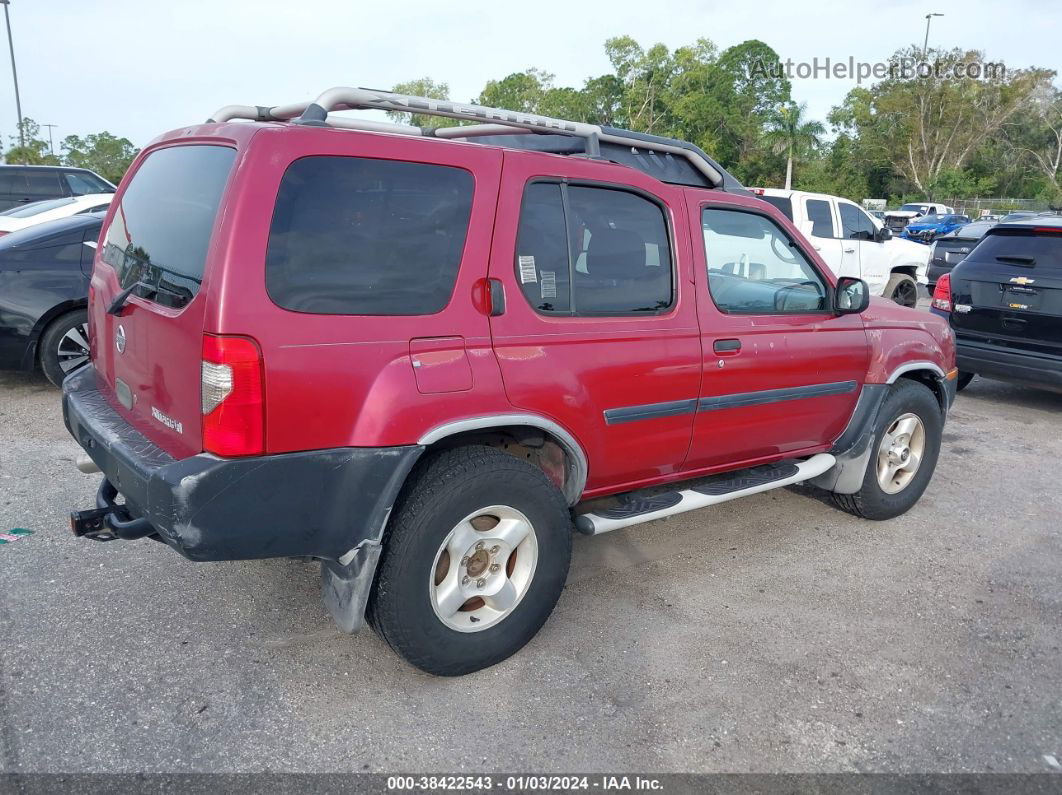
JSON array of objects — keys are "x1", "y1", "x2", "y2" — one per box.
[{"x1": 69, "y1": 507, "x2": 119, "y2": 542}]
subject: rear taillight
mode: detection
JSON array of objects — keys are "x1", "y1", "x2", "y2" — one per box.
[
  {"x1": 201, "y1": 335, "x2": 264, "y2": 457},
  {"x1": 931, "y1": 273, "x2": 952, "y2": 312}
]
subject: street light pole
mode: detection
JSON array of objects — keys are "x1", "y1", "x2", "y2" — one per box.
[
  {"x1": 42, "y1": 123, "x2": 56, "y2": 155},
  {"x1": 0, "y1": 0, "x2": 24, "y2": 162},
  {"x1": 923, "y1": 13, "x2": 944, "y2": 60}
]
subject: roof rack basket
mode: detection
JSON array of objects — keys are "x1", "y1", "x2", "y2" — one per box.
[{"x1": 208, "y1": 86, "x2": 747, "y2": 193}]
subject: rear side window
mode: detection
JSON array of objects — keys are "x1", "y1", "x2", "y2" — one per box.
[
  {"x1": 266, "y1": 156, "x2": 474, "y2": 316},
  {"x1": 805, "y1": 199, "x2": 834, "y2": 237},
  {"x1": 759, "y1": 195, "x2": 793, "y2": 220},
  {"x1": 102, "y1": 145, "x2": 235, "y2": 309},
  {"x1": 25, "y1": 171, "x2": 63, "y2": 198},
  {"x1": 515, "y1": 182, "x2": 673, "y2": 315},
  {"x1": 968, "y1": 229, "x2": 1062, "y2": 273},
  {"x1": 65, "y1": 171, "x2": 114, "y2": 195},
  {"x1": 839, "y1": 203, "x2": 876, "y2": 240}
]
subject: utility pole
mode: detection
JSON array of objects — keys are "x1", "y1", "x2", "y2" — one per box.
[
  {"x1": 0, "y1": 0, "x2": 24, "y2": 163},
  {"x1": 42, "y1": 123, "x2": 57, "y2": 155},
  {"x1": 923, "y1": 13, "x2": 944, "y2": 60}
]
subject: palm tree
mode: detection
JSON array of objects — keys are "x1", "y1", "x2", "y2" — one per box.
[{"x1": 764, "y1": 102, "x2": 825, "y2": 190}]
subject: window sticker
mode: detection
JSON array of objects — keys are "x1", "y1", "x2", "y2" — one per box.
[
  {"x1": 518, "y1": 255, "x2": 538, "y2": 283},
  {"x1": 540, "y1": 270, "x2": 557, "y2": 299}
]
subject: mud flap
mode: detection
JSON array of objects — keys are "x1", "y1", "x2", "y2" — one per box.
[{"x1": 321, "y1": 543, "x2": 383, "y2": 634}]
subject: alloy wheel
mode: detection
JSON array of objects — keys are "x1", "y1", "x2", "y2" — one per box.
[{"x1": 430, "y1": 505, "x2": 539, "y2": 633}]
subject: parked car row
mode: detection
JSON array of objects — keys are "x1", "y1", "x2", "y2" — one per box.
[
  {"x1": 4, "y1": 85, "x2": 1057, "y2": 676},
  {"x1": 753, "y1": 188, "x2": 929, "y2": 307}
]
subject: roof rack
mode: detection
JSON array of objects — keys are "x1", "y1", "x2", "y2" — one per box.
[{"x1": 207, "y1": 86, "x2": 748, "y2": 193}]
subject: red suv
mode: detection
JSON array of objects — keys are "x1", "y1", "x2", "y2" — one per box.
[{"x1": 64, "y1": 87, "x2": 957, "y2": 675}]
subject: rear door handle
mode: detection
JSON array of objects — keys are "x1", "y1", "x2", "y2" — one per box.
[
  {"x1": 713, "y1": 338, "x2": 741, "y2": 354},
  {"x1": 843, "y1": 247, "x2": 856, "y2": 253}
]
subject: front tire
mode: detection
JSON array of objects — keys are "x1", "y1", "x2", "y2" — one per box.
[
  {"x1": 368, "y1": 446, "x2": 572, "y2": 676},
  {"x1": 831, "y1": 379, "x2": 942, "y2": 521},
  {"x1": 39, "y1": 308, "x2": 90, "y2": 387},
  {"x1": 884, "y1": 273, "x2": 919, "y2": 308}
]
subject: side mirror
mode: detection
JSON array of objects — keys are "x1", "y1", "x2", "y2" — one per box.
[
  {"x1": 836, "y1": 276, "x2": 870, "y2": 314},
  {"x1": 875, "y1": 226, "x2": 892, "y2": 242}
]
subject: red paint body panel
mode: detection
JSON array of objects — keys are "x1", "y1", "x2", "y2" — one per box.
[
  {"x1": 86, "y1": 120, "x2": 952, "y2": 504},
  {"x1": 486, "y1": 151, "x2": 701, "y2": 490},
  {"x1": 860, "y1": 297, "x2": 956, "y2": 383},
  {"x1": 683, "y1": 190, "x2": 870, "y2": 469}
]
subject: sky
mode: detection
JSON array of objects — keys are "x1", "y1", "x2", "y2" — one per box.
[{"x1": 5, "y1": 0, "x2": 1061, "y2": 151}]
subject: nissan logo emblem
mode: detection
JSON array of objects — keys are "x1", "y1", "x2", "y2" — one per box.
[{"x1": 115, "y1": 325, "x2": 127, "y2": 354}]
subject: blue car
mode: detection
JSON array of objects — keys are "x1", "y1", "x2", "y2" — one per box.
[{"x1": 903, "y1": 213, "x2": 971, "y2": 243}]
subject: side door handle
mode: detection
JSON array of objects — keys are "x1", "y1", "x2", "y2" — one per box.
[
  {"x1": 713, "y1": 338, "x2": 741, "y2": 354},
  {"x1": 843, "y1": 247, "x2": 856, "y2": 254}
]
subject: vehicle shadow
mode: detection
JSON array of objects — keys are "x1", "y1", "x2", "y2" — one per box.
[{"x1": 955, "y1": 376, "x2": 1062, "y2": 412}]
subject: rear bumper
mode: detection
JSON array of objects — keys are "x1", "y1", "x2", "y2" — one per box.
[
  {"x1": 62, "y1": 365, "x2": 424, "y2": 563},
  {"x1": 956, "y1": 338, "x2": 1062, "y2": 391}
]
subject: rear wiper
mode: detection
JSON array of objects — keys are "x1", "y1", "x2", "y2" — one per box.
[
  {"x1": 107, "y1": 280, "x2": 143, "y2": 315},
  {"x1": 995, "y1": 255, "x2": 1036, "y2": 266}
]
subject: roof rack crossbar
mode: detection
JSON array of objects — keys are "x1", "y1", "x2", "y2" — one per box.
[{"x1": 207, "y1": 86, "x2": 745, "y2": 191}]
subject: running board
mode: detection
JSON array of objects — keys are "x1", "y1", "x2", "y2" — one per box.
[{"x1": 575, "y1": 454, "x2": 836, "y2": 536}]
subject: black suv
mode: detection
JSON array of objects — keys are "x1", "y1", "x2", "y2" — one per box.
[
  {"x1": 932, "y1": 218, "x2": 1062, "y2": 393},
  {"x1": 0, "y1": 165, "x2": 115, "y2": 211}
]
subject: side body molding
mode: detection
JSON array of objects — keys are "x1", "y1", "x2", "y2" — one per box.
[{"x1": 419, "y1": 414, "x2": 588, "y2": 505}]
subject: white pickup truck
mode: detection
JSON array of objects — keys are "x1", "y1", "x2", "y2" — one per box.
[{"x1": 753, "y1": 188, "x2": 930, "y2": 307}]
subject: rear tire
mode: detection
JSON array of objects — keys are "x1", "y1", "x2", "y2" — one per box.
[
  {"x1": 956, "y1": 371, "x2": 975, "y2": 391},
  {"x1": 831, "y1": 379, "x2": 942, "y2": 521},
  {"x1": 885, "y1": 273, "x2": 919, "y2": 308},
  {"x1": 39, "y1": 308, "x2": 90, "y2": 387},
  {"x1": 367, "y1": 446, "x2": 572, "y2": 676}
]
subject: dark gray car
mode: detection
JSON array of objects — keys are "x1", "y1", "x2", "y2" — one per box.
[
  {"x1": 0, "y1": 165, "x2": 115, "y2": 211},
  {"x1": 927, "y1": 219, "x2": 997, "y2": 289}
]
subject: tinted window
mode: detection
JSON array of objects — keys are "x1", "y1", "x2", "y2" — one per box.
[
  {"x1": 515, "y1": 182, "x2": 673, "y2": 315},
  {"x1": 805, "y1": 199, "x2": 834, "y2": 237},
  {"x1": 702, "y1": 208, "x2": 827, "y2": 314},
  {"x1": 0, "y1": 171, "x2": 27, "y2": 195},
  {"x1": 64, "y1": 171, "x2": 114, "y2": 195},
  {"x1": 25, "y1": 171, "x2": 63, "y2": 197},
  {"x1": 968, "y1": 230, "x2": 1062, "y2": 273},
  {"x1": 266, "y1": 156, "x2": 474, "y2": 316},
  {"x1": 515, "y1": 183, "x2": 570, "y2": 313},
  {"x1": 760, "y1": 195, "x2": 793, "y2": 220},
  {"x1": 899, "y1": 204, "x2": 931, "y2": 214},
  {"x1": 102, "y1": 145, "x2": 235, "y2": 309},
  {"x1": 839, "y1": 203, "x2": 876, "y2": 240}
]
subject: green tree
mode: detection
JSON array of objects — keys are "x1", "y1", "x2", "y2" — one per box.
[
  {"x1": 61, "y1": 132, "x2": 138, "y2": 184},
  {"x1": 833, "y1": 46, "x2": 1052, "y2": 198},
  {"x1": 386, "y1": 77, "x2": 460, "y2": 128},
  {"x1": 763, "y1": 102, "x2": 824, "y2": 189},
  {"x1": 6, "y1": 118, "x2": 59, "y2": 165}
]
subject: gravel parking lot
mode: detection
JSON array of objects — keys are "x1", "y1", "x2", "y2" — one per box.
[{"x1": 1, "y1": 365, "x2": 1060, "y2": 774}]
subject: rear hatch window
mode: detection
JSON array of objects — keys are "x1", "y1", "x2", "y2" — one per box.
[
  {"x1": 101, "y1": 145, "x2": 236, "y2": 309},
  {"x1": 265, "y1": 156, "x2": 474, "y2": 315}
]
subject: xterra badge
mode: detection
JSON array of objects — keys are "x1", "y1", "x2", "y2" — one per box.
[{"x1": 151, "y1": 407, "x2": 183, "y2": 434}]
